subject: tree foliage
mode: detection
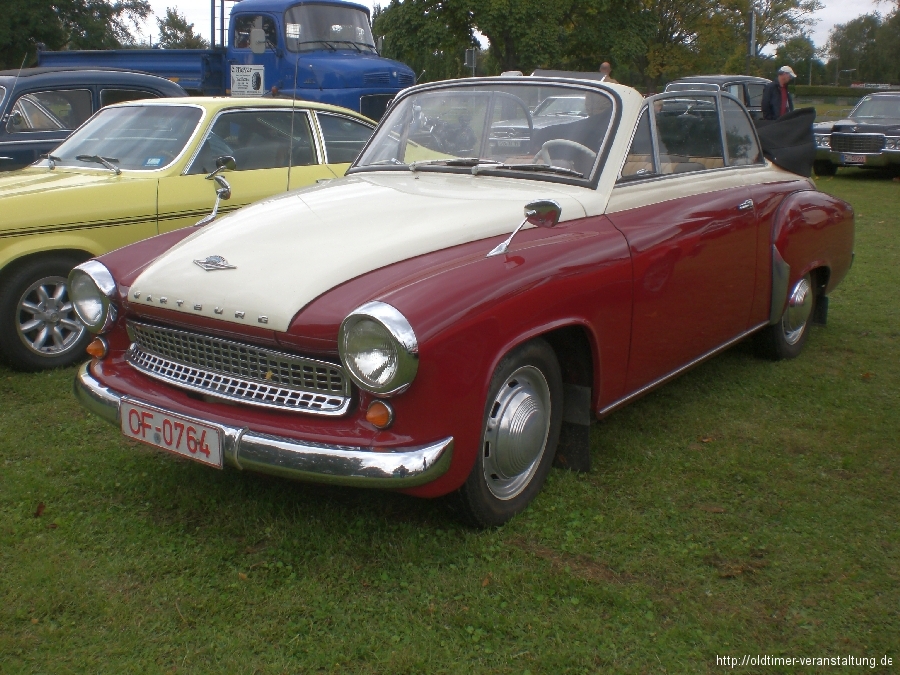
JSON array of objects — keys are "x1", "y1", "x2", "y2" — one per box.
[
  {"x1": 827, "y1": 11, "x2": 900, "y2": 84},
  {"x1": 0, "y1": 0, "x2": 150, "y2": 69},
  {"x1": 156, "y1": 7, "x2": 208, "y2": 49}
]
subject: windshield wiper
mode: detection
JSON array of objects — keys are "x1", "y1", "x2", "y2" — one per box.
[
  {"x1": 331, "y1": 39, "x2": 363, "y2": 52},
  {"x1": 409, "y1": 157, "x2": 498, "y2": 172},
  {"x1": 295, "y1": 39, "x2": 337, "y2": 51},
  {"x1": 75, "y1": 154, "x2": 121, "y2": 175},
  {"x1": 472, "y1": 162, "x2": 584, "y2": 178}
]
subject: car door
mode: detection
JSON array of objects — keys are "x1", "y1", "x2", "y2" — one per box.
[
  {"x1": 315, "y1": 112, "x2": 375, "y2": 176},
  {"x1": 608, "y1": 94, "x2": 760, "y2": 392},
  {"x1": 0, "y1": 88, "x2": 93, "y2": 170},
  {"x1": 156, "y1": 107, "x2": 335, "y2": 233}
]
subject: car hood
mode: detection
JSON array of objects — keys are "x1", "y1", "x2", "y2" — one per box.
[
  {"x1": 814, "y1": 117, "x2": 900, "y2": 134},
  {"x1": 0, "y1": 167, "x2": 118, "y2": 198},
  {"x1": 128, "y1": 171, "x2": 589, "y2": 332}
]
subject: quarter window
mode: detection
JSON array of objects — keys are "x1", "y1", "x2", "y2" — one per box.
[
  {"x1": 619, "y1": 109, "x2": 654, "y2": 181},
  {"x1": 317, "y1": 113, "x2": 373, "y2": 163},
  {"x1": 722, "y1": 97, "x2": 762, "y2": 166},
  {"x1": 187, "y1": 109, "x2": 316, "y2": 174},
  {"x1": 100, "y1": 89, "x2": 159, "y2": 107},
  {"x1": 746, "y1": 84, "x2": 765, "y2": 108},
  {"x1": 653, "y1": 95, "x2": 724, "y2": 174},
  {"x1": 6, "y1": 89, "x2": 92, "y2": 132}
]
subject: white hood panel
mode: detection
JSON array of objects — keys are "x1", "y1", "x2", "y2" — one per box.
[{"x1": 130, "y1": 172, "x2": 588, "y2": 331}]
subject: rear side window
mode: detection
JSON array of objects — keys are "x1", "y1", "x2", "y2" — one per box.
[
  {"x1": 101, "y1": 89, "x2": 159, "y2": 107},
  {"x1": 233, "y1": 15, "x2": 278, "y2": 48},
  {"x1": 6, "y1": 89, "x2": 92, "y2": 132},
  {"x1": 722, "y1": 97, "x2": 762, "y2": 166},
  {"x1": 187, "y1": 109, "x2": 316, "y2": 174},
  {"x1": 316, "y1": 113, "x2": 373, "y2": 163},
  {"x1": 746, "y1": 84, "x2": 765, "y2": 108},
  {"x1": 619, "y1": 109, "x2": 654, "y2": 181},
  {"x1": 653, "y1": 96, "x2": 724, "y2": 174}
]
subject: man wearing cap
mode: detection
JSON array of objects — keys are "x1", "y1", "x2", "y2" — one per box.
[{"x1": 762, "y1": 66, "x2": 796, "y2": 120}]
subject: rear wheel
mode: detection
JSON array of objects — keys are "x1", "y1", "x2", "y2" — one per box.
[
  {"x1": 454, "y1": 339, "x2": 563, "y2": 527},
  {"x1": 814, "y1": 160, "x2": 837, "y2": 177},
  {"x1": 0, "y1": 255, "x2": 90, "y2": 371},
  {"x1": 755, "y1": 273, "x2": 815, "y2": 361}
]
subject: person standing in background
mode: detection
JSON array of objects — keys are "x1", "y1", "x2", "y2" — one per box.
[
  {"x1": 599, "y1": 62, "x2": 618, "y2": 84},
  {"x1": 762, "y1": 66, "x2": 796, "y2": 120}
]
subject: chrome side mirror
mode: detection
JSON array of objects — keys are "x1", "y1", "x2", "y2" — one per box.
[
  {"x1": 487, "y1": 199, "x2": 562, "y2": 258},
  {"x1": 213, "y1": 174, "x2": 231, "y2": 200},
  {"x1": 215, "y1": 155, "x2": 236, "y2": 172},
  {"x1": 196, "y1": 169, "x2": 234, "y2": 227},
  {"x1": 250, "y1": 28, "x2": 266, "y2": 54}
]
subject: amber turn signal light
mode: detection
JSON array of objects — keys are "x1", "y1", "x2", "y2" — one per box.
[
  {"x1": 366, "y1": 400, "x2": 394, "y2": 429},
  {"x1": 86, "y1": 337, "x2": 108, "y2": 360}
]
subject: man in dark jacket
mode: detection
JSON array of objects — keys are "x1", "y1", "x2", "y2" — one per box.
[{"x1": 762, "y1": 66, "x2": 796, "y2": 120}]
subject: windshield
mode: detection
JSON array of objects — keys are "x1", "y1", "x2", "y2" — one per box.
[
  {"x1": 533, "y1": 96, "x2": 586, "y2": 117},
  {"x1": 354, "y1": 83, "x2": 614, "y2": 183},
  {"x1": 46, "y1": 105, "x2": 203, "y2": 171},
  {"x1": 851, "y1": 96, "x2": 900, "y2": 120},
  {"x1": 285, "y1": 3, "x2": 375, "y2": 52},
  {"x1": 665, "y1": 82, "x2": 720, "y2": 93}
]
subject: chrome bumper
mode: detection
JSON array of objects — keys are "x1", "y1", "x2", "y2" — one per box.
[{"x1": 74, "y1": 362, "x2": 453, "y2": 488}]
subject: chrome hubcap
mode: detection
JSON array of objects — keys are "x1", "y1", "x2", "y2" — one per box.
[
  {"x1": 15, "y1": 276, "x2": 86, "y2": 356},
  {"x1": 482, "y1": 365, "x2": 552, "y2": 500},
  {"x1": 782, "y1": 275, "x2": 813, "y2": 346}
]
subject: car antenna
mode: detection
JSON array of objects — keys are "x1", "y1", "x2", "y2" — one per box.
[
  {"x1": 286, "y1": 57, "x2": 300, "y2": 192},
  {"x1": 8, "y1": 52, "x2": 27, "y2": 114}
]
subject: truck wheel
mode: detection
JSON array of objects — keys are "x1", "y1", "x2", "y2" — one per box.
[
  {"x1": 755, "y1": 273, "x2": 814, "y2": 361},
  {"x1": 814, "y1": 160, "x2": 837, "y2": 177},
  {"x1": 454, "y1": 338, "x2": 563, "y2": 527},
  {"x1": 0, "y1": 255, "x2": 91, "y2": 371}
]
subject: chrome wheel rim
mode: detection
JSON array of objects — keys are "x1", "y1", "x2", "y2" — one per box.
[
  {"x1": 782, "y1": 275, "x2": 813, "y2": 346},
  {"x1": 482, "y1": 365, "x2": 552, "y2": 501},
  {"x1": 15, "y1": 276, "x2": 86, "y2": 356}
]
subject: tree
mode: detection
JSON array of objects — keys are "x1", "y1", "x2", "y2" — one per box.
[
  {"x1": 156, "y1": 7, "x2": 209, "y2": 49},
  {"x1": 0, "y1": 0, "x2": 150, "y2": 69}
]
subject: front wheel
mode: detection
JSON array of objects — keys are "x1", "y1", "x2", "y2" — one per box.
[
  {"x1": 755, "y1": 273, "x2": 815, "y2": 361},
  {"x1": 454, "y1": 339, "x2": 563, "y2": 527},
  {"x1": 0, "y1": 255, "x2": 91, "y2": 371}
]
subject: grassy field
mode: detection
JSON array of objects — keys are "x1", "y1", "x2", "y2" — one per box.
[{"x1": 1, "y1": 170, "x2": 898, "y2": 674}]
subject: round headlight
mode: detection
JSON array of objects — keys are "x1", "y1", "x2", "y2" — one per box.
[
  {"x1": 68, "y1": 261, "x2": 118, "y2": 333},
  {"x1": 339, "y1": 302, "x2": 418, "y2": 396}
]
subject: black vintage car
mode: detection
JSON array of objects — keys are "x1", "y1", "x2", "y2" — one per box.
[
  {"x1": 0, "y1": 67, "x2": 186, "y2": 171},
  {"x1": 665, "y1": 75, "x2": 771, "y2": 120},
  {"x1": 813, "y1": 92, "x2": 900, "y2": 176}
]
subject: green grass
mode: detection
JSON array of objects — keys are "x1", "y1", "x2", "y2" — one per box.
[{"x1": 2, "y1": 170, "x2": 899, "y2": 673}]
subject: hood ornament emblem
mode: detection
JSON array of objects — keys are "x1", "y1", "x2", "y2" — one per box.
[{"x1": 194, "y1": 255, "x2": 236, "y2": 271}]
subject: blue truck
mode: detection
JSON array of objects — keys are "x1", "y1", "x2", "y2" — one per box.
[{"x1": 36, "y1": 0, "x2": 414, "y2": 120}]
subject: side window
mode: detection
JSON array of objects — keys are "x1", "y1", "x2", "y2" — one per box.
[
  {"x1": 726, "y1": 84, "x2": 743, "y2": 101},
  {"x1": 6, "y1": 89, "x2": 92, "y2": 132},
  {"x1": 100, "y1": 89, "x2": 159, "y2": 108},
  {"x1": 653, "y1": 96, "x2": 724, "y2": 174},
  {"x1": 187, "y1": 109, "x2": 316, "y2": 174},
  {"x1": 316, "y1": 113, "x2": 373, "y2": 163},
  {"x1": 619, "y1": 108, "x2": 654, "y2": 181},
  {"x1": 722, "y1": 97, "x2": 762, "y2": 166},
  {"x1": 233, "y1": 15, "x2": 278, "y2": 48},
  {"x1": 746, "y1": 84, "x2": 765, "y2": 108}
]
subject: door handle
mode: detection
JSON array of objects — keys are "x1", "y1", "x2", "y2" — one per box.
[{"x1": 737, "y1": 199, "x2": 754, "y2": 211}]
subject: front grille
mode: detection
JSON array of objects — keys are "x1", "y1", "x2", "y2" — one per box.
[
  {"x1": 364, "y1": 72, "x2": 391, "y2": 86},
  {"x1": 831, "y1": 133, "x2": 885, "y2": 153},
  {"x1": 126, "y1": 322, "x2": 351, "y2": 415}
]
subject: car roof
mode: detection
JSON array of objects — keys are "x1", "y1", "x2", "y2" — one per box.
[
  {"x1": 0, "y1": 67, "x2": 185, "y2": 93},
  {"x1": 104, "y1": 95, "x2": 376, "y2": 123},
  {"x1": 859, "y1": 92, "x2": 900, "y2": 98},
  {"x1": 669, "y1": 75, "x2": 770, "y2": 85},
  {"x1": 232, "y1": 0, "x2": 371, "y2": 15}
]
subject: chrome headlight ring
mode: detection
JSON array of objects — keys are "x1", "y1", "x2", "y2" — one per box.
[
  {"x1": 338, "y1": 301, "x2": 418, "y2": 396},
  {"x1": 68, "y1": 260, "x2": 118, "y2": 334},
  {"x1": 814, "y1": 133, "x2": 831, "y2": 149}
]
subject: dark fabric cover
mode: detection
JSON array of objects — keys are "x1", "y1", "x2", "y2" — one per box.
[{"x1": 754, "y1": 108, "x2": 816, "y2": 177}]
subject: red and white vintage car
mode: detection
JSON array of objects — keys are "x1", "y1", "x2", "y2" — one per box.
[{"x1": 71, "y1": 76, "x2": 854, "y2": 526}]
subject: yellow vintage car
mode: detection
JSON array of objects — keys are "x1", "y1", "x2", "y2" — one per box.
[{"x1": 0, "y1": 96, "x2": 375, "y2": 371}]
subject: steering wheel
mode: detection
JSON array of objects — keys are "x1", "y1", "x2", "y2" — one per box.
[{"x1": 535, "y1": 139, "x2": 597, "y2": 166}]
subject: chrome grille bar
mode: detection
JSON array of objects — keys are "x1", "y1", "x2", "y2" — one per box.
[{"x1": 126, "y1": 321, "x2": 351, "y2": 415}]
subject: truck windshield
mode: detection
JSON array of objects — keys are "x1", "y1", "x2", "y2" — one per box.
[
  {"x1": 285, "y1": 3, "x2": 376, "y2": 52},
  {"x1": 354, "y1": 82, "x2": 615, "y2": 184},
  {"x1": 46, "y1": 105, "x2": 203, "y2": 171}
]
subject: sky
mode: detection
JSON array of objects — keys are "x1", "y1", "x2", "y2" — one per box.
[{"x1": 139, "y1": 0, "x2": 887, "y2": 52}]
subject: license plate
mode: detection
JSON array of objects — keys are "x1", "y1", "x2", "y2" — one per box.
[
  {"x1": 841, "y1": 154, "x2": 867, "y2": 164},
  {"x1": 120, "y1": 400, "x2": 223, "y2": 468}
]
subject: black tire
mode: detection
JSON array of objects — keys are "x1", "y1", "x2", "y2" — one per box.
[
  {"x1": 755, "y1": 273, "x2": 814, "y2": 361},
  {"x1": 0, "y1": 254, "x2": 91, "y2": 372},
  {"x1": 814, "y1": 160, "x2": 837, "y2": 177},
  {"x1": 454, "y1": 338, "x2": 563, "y2": 527}
]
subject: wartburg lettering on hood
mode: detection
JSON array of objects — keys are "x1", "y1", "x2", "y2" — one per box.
[{"x1": 129, "y1": 173, "x2": 588, "y2": 331}]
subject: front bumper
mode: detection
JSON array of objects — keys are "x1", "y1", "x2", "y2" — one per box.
[
  {"x1": 75, "y1": 362, "x2": 453, "y2": 488},
  {"x1": 815, "y1": 148, "x2": 900, "y2": 168}
]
